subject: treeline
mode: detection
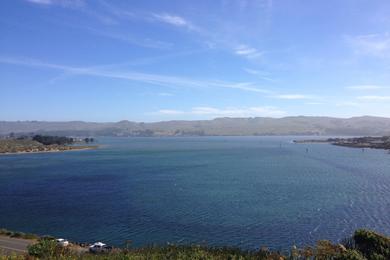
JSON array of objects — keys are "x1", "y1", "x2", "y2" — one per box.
[
  {"x1": 30, "y1": 135, "x2": 94, "y2": 145},
  {"x1": 32, "y1": 135, "x2": 74, "y2": 145},
  {"x1": 327, "y1": 136, "x2": 390, "y2": 150},
  {"x1": 327, "y1": 136, "x2": 390, "y2": 143},
  {"x1": 84, "y1": 137, "x2": 94, "y2": 143}
]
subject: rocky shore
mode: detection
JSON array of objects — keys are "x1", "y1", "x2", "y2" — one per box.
[{"x1": 294, "y1": 136, "x2": 390, "y2": 150}]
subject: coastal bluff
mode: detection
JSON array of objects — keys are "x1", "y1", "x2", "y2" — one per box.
[{"x1": 0, "y1": 139, "x2": 97, "y2": 155}]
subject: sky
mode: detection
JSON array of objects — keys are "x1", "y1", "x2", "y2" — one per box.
[{"x1": 1, "y1": 0, "x2": 390, "y2": 122}]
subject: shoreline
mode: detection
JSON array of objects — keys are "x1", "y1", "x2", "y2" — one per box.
[
  {"x1": 294, "y1": 136, "x2": 390, "y2": 151},
  {"x1": 0, "y1": 146, "x2": 98, "y2": 156},
  {"x1": 1, "y1": 228, "x2": 389, "y2": 259}
]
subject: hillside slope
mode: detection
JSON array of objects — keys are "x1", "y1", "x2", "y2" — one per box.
[{"x1": 1, "y1": 116, "x2": 390, "y2": 136}]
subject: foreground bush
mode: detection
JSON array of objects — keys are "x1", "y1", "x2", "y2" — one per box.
[
  {"x1": 1, "y1": 229, "x2": 389, "y2": 259},
  {"x1": 353, "y1": 229, "x2": 390, "y2": 260},
  {"x1": 27, "y1": 238, "x2": 71, "y2": 259}
]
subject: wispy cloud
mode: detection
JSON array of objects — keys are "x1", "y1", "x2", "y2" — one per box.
[
  {"x1": 152, "y1": 13, "x2": 198, "y2": 31},
  {"x1": 0, "y1": 56, "x2": 320, "y2": 102},
  {"x1": 0, "y1": 56, "x2": 272, "y2": 94},
  {"x1": 243, "y1": 68, "x2": 276, "y2": 82},
  {"x1": 220, "y1": 82, "x2": 272, "y2": 94},
  {"x1": 98, "y1": 1, "x2": 197, "y2": 31},
  {"x1": 156, "y1": 106, "x2": 286, "y2": 117},
  {"x1": 153, "y1": 14, "x2": 187, "y2": 26},
  {"x1": 157, "y1": 109, "x2": 184, "y2": 115},
  {"x1": 158, "y1": 92, "x2": 174, "y2": 97},
  {"x1": 25, "y1": 0, "x2": 84, "y2": 8},
  {"x1": 357, "y1": 95, "x2": 390, "y2": 101},
  {"x1": 306, "y1": 102, "x2": 325, "y2": 105},
  {"x1": 347, "y1": 85, "x2": 387, "y2": 90},
  {"x1": 26, "y1": 0, "x2": 51, "y2": 4},
  {"x1": 244, "y1": 68, "x2": 261, "y2": 75},
  {"x1": 336, "y1": 101, "x2": 361, "y2": 107},
  {"x1": 24, "y1": 1, "x2": 174, "y2": 48},
  {"x1": 84, "y1": 27, "x2": 173, "y2": 49},
  {"x1": 96, "y1": 0, "x2": 134, "y2": 21},
  {"x1": 347, "y1": 33, "x2": 390, "y2": 57},
  {"x1": 235, "y1": 45, "x2": 263, "y2": 59},
  {"x1": 273, "y1": 94, "x2": 313, "y2": 100}
]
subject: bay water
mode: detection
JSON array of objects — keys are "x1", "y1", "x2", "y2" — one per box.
[{"x1": 0, "y1": 137, "x2": 389, "y2": 249}]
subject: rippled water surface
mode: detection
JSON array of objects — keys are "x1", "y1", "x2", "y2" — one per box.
[{"x1": 0, "y1": 137, "x2": 389, "y2": 249}]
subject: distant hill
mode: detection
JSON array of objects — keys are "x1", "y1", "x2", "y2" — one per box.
[{"x1": 1, "y1": 116, "x2": 390, "y2": 137}]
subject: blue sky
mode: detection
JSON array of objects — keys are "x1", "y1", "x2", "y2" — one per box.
[{"x1": 1, "y1": 0, "x2": 390, "y2": 122}]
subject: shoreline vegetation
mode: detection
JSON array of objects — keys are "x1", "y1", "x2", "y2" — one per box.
[
  {"x1": 0, "y1": 135, "x2": 97, "y2": 155},
  {"x1": 0, "y1": 228, "x2": 389, "y2": 259},
  {"x1": 294, "y1": 136, "x2": 390, "y2": 151}
]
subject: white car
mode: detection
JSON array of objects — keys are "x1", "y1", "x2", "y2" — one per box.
[
  {"x1": 56, "y1": 238, "x2": 69, "y2": 247},
  {"x1": 89, "y1": 242, "x2": 112, "y2": 253}
]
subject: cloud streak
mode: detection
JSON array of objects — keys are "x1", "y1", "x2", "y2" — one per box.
[
  {"x1": 0, "y1": 57, "x2": 320, "y2": 102},
  {"x1": 0, "y1": 56, "x2": 271, "y2": 94},
  {"x1": 156, "y1": 106, "x2": 286, "y2": 117},
  {"x1": 243, "y1": 68, "x2": 276, "y2": 82},
  {"x1": 153, "y1": 14, "x2": 189, "y2": 27},
  {"x1": 357, "y1": 95, "x2": 390, "y2": 101},
  {"x1": 235, "y1": 45, "x2": 263, "y2": 59},
  {"x1": 273, "y1": 94, "x2": 314, "y2": 100},
  {"x1": 26, "y1": 0, "x2": 51, "y2": 4},
  {"x1": 25, "y1": 0, "x2": 84, "y2": 8},
  {"x1": 347, "y1": 33, "x2": 390, "y2": 57},
  {"x1": 347, "y1": 85, "x2": 387, "y2": 90},
  {"x1": 84, "y1": 27, "x2": 173, "y2": 49},
  {"x1": 151, "y1": 13, "x2": 203, "y2": 33}
]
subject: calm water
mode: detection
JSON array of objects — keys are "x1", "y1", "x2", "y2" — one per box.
[{"x1": 0, "y1": 137, "x2": 389, "y2": 249}]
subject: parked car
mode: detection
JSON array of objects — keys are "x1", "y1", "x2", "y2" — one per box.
[
  {"x1": 89, "y1": 242, "x2": 112, "y2": 253},
  {"x1": 56, "y1": 238, "x2": 69, "y2": 247}
]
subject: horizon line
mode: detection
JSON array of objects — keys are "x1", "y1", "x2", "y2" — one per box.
[{"x1": 1, "y1": 115, "x2": 389, "y2": 124}]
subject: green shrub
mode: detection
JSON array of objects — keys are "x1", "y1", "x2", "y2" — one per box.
[
  {"x1": 27, "y1": 239, "x2": 57, "y2": 258},
  {"x1": 341, "y1": 236, "x2": 356, "y2": 250},
  {"x1": 335, "y1": 249, "x2": 366, "y2": 260},
  {"x1": 1, "y1": 228, "x2": 389, "y2": 260},
  {"x1": 353, "y1": 229, "x2": 390, "y2": 260},
  {"x1": 315, "y1": 240, "x2": 347, "y2": 259},
  {"x1": 40, "y1": 235, "x2": 56, "y2": 241}
]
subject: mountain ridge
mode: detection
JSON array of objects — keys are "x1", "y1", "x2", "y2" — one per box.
[{"x1": 1, "y1": 116, "x2": 390, "y2": 137}]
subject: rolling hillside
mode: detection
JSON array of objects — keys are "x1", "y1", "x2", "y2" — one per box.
[{"x1": 1, "y1": 116, "x2": 390, "y2": 137}]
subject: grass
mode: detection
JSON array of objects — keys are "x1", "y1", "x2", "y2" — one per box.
[
  {"x1": 0, "y1": 229, "x2": 389, "y2": 259},
  {"x1": 0, "y1": 229, "x2": 39, "y2": 240}
]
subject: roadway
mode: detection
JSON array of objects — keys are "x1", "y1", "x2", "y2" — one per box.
[{"x1": 0, "y1": 235, "x2": 35, "y2": 255}]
